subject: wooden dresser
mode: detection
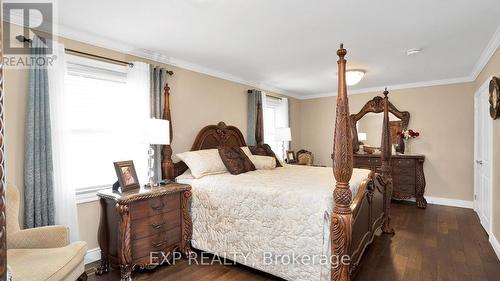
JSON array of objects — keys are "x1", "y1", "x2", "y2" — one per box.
[
  {"x1": 96, "y1": 183, "x2": 192, "y2": 281},
  {"x1": 354, "y1": 154, "x2": 427, "y2": 208}
]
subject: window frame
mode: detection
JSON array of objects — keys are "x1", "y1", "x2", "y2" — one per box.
[{"x1": 64, "y1": 55, "x2": 148, "y2": 203}]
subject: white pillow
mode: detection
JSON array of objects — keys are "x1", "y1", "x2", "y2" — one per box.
[
  {"x1": 241, "y1": 146, "x2": 252, "y2": 157},
  {"x1": 248, "y1": 155, "x2": 276, "y2": 170},
  {"x1": 176, "y1": 149, "x2": 227, "y2": 178},
  {"x1": 175, "y1": 169, "x2": 195, "y2": 185}
]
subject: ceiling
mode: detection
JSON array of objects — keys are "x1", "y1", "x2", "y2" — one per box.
[{"x1": 56, "y1": 0, "x2": 500, "y2": 98}]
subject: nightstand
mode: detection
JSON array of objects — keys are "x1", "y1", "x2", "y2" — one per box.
[{"x1": 96, "y1": 183, "x2": 192, "y2": 281}]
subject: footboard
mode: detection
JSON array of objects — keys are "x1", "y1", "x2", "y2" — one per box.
[{"x1": 349, "y1": 172, "x2": 384, "y2": 275}]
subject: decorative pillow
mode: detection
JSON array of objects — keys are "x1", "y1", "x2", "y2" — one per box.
[
  {"x1": 218, "y1": 147, "x2": 256, "y2": 175},
  {"x1": 248, "y1": 144, "x2": 283, "y2": 167},
  {"x1": 248, "y1": 155, "x2": 276, "y2": 170},
  {"x1": 176, "y1": 149, "x2": 227, "y2": 178}
]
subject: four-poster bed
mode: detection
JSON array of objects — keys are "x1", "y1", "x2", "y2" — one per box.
[{"x1": 160, "y1": 45, "x2": 394, "y2": 281}]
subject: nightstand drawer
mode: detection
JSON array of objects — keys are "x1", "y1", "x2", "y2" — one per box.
[
  {"x1": 393, "y1": 159, "x2": 415, "y2": 168},
  {"x1": 132, "y1": 227, "x2": 181, "y2": 259},
  {"x1": 130, "y1": 193, "x2": 181, "y2": 220},
  {"x1": 131, "y1": 210, "x2": 181, "y2": 240}
]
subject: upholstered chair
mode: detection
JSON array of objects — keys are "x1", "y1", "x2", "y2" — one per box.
[
  {"x1": 6, "y1": 183, "x2": 88, "y2": 281},
  {"x1": 296, "y1": 149, "x2": 314, "y2": 166}
]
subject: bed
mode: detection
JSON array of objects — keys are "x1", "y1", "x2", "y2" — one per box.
[{"x1": 160, "y1": 44, "x2": 395, "y2": 281}]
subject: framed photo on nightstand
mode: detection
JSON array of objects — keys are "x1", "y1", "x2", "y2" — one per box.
[{"x1": 114, "y1": 160, "x2": 140, "y2": 192}]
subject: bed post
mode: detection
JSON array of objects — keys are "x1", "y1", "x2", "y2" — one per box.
[
  {"x1": 255, "y1": 98, "x2": 264, "y2": 145},
  {"x1": 380, "y1": 89, "x2": 395, "y2": 234},
  {"x1": 161, "y1": 84, "x2": 175, "y2": 180},
  {"x1": 331, "y1": 44, "x2": 353, "y2": 281}
]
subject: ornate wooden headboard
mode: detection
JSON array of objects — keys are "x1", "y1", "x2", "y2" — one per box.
[
  {"x1": 162, "y1": 120, "x2": 248, "y2": 180},
  {"x1": 190, "y1": 122, "x2": 247, "y2": 150}
]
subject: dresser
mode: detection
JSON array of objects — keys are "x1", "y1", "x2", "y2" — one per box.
[
  {"x1": 96, "y1": 183, "x2": 192, "y2": 281},
  {"x1": 354, "y1": 154, "x2": 426, "y2": 208}
]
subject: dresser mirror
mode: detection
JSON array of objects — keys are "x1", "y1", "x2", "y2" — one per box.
[{"x1": 350, "y1": 94, "x2": 410, "y2": 153}]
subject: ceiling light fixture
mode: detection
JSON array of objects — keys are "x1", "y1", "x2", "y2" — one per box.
[
  {"x1": 406, "y1": 48, "x2": 422, "y2": 56},
  {"x1": 346, "y1": 70, "x2": 365, "y2": 86}
]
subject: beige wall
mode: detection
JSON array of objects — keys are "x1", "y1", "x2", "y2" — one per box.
[
  {"x1": 5, "y1": 21, "x2": 500, "y2": 253},
  {"x1": 299, "y1": 83, "x2": 475, "y2": 202},
  {"x1": 5, "y1": 33, "x2": 300, "y2": 249},
  {"x1": 300, "y1": 46, "x2": 500, "y2": 243},
  {"x1": 473, "y1": 47, "x2": 500, "y2": 242}
]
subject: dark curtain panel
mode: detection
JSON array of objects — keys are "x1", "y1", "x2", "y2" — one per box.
[
  {"x1": 150, "y1": 65, "x2": 168, "y2": 181},
  {"x1": 24, "y1": 36, "x2": 55, "y2": 228},
  {"x1": 247, "y1": 89, "x2": 263, "y2": 145}
]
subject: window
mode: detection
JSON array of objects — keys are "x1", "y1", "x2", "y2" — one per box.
[
  {"x1": 263, "y1": 95, "x2": 289, "y2": 160},
  {"x1": 65, "y1": 55, "x2": 149, "y2": 198}
]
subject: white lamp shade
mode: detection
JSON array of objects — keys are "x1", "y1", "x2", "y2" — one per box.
[
  {"x1": 143, "y1": 119, "x2": 170, "y2": 145},
  {"x1": 275, "y1": 127, "x2": 292, "y2": 142},
  {"x1": 358, "y1": 132, "x2": 367, "y2": 141}
]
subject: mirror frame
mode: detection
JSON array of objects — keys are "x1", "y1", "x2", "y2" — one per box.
[{"x1": 350, "y1": 95, "x2": 410, "y2": 153}]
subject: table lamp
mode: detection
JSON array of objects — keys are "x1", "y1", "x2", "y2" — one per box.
[
  {"x1": 275, "y1": 127, "x2": 292, "y2": 161},
  {"x1": 144, "y1": 118, "x2": 170, "y2": 187}
]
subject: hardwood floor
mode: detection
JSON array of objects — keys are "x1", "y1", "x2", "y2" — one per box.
[{"x1": 87, "y1": 202, "x2": 500, "y2": 281}]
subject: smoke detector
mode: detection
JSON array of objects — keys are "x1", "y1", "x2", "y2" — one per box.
[{"x1": 407, "y1": 48, "x2": 422, "y2": 56}]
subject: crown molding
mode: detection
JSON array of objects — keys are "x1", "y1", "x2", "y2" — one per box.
[
  {"x1": 301, "y1": 75, "x2": 474, "y2": 99},
  {"x1": 56, "y1": 25, "x2": 304, "y2": 99},
  {"x1": 470, "y1": 22, "x2": 500, "y2": 80},
  {"x1": 129, "y1": 49, "x2": 303, "y2": 99},
  {"x1": 6, "y1": 8, "x2": 499, "y2": 100}
]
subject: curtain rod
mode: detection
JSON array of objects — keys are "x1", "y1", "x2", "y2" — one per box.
[
  {"x1": 247, "y1": 89, "x2": 282, "y2": 100},
  {"x1": 16, "y1": 35, "x2": 174, "y2": 74}
]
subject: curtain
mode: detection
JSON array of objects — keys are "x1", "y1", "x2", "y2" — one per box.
[
  {"x1": 150, "y1": 66, "x2": 168, "y2": 181},
  {"x1": 24, "y1": 36, "x2": 54, "y2": 228},
  {"x1": 247, "y1": 89, "x2": 266, "y2": 145},
  {"x1": 127, "y1": 62, "x2": 151, "y2": 183},
  {"x1": 49, "y1": 40, "x2": 80, "y2": 241}
]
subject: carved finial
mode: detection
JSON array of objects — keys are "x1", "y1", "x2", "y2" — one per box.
[
  {"x1": 383, "y1": 88, "x2": 389, "y2": 98},
  {"x1": 164, "y1": 84, "x2": 171, "y2": 97},
  {"x1": 337, "y1": 43, "x2": 347, "y2": 57}
]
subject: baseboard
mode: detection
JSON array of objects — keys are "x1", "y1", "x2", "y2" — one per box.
[
  {"x1": 85, "y1": 247, "x2": 101, "y2": 265},
  {"x1": 426, "y1": 196, "x2": 473, "y2": 209},
  {"x1": 490, "y1": 233, "x2": 500, "y2": 260},
  {"x1": 401, "y1": 196, "x2": 473, "y2": 209}
]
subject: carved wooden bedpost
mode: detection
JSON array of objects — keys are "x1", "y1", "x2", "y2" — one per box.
[
  {"x1": 331, "y1": 44, "x2": 353, "y2": 281},
  {"x1": 0, "y1": 20, "x2": 6, "y2": 281},
  {"x1": 255, "y1": 99, "x2": 264, "y2": 145},
  {"x1": 162, "y1": 84, "x2": 175, "y2": 180},
  {"x1": 380, "y1": 89, "x2": 395, "y2": 234}
]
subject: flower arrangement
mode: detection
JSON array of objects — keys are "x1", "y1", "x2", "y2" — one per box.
[{"x1": 397, "y1": 129, "x2": 420, "y2": 140}]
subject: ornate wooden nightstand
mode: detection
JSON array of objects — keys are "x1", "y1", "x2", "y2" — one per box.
[{"x1": 96, "y1": 183, "x2": 192, "y2": 281}]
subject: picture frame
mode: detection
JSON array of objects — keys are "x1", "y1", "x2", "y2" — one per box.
[
  {"x1": 114, "y1": 160, "x2": 140, "y2": 192},
  {"x1": 286, "y1": 150, "x2": 296, "y2": 163}
]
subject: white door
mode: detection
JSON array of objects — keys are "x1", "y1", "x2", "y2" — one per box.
[{"x1": 474, "y1": 78, "x2": 493, "y2": 233}]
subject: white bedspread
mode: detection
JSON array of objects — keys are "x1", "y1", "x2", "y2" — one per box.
[{"x1": 177, "y1": 165, "x2": 371, "y2": 281}]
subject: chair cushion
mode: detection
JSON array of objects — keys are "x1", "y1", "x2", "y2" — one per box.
[{"x1": 8, "y1": 241, "x2": 86, "y2": 281}]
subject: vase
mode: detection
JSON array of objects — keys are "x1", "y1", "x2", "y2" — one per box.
[{"x1": 404, "y1": 139, "x2": 411, "y2": 154}]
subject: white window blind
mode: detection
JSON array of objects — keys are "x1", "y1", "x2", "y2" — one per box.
[
  {"x1": 264, "y1": 95, "x2": 289, "y2": 159},
  {"x1": 64, "y1": 55, "x2": 149, "y2": 192}
]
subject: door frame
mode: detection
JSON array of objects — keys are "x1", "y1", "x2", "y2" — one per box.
[{"x1": 473, "y1": 76, "x2": 493, "y2": 235}]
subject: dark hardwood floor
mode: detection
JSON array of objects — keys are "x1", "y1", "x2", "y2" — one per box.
[{"x1": 87, "y1": 202, "x2": 500, "y2": 281}]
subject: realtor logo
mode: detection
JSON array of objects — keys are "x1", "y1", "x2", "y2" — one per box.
[{"x1": 3, "y1": 2, "x2": 53, "y2": 55}]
